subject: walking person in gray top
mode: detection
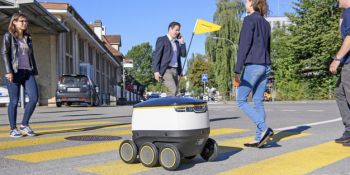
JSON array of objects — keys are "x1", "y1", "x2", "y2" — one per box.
[
  {"x1": 1, "y1": 13, "x2": 39, "y2": 138},
  {"x1": 330, "y1": 0, "x2": 350, "y2": 147},
  {"x1": 152, "y1": 22, "x2": 187, "y2": 96}
]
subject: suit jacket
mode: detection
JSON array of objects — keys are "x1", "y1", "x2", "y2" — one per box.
[
  {"x1": 152, "y1": 35, "x2": 187, "y2": 76},
  {"x1": 234, "y1": 12, "x2": 271, "y2": 74}
]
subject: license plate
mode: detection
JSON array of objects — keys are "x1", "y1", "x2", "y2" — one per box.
[
  {"x1": 67, "y1": 88, "x2": 80, "y2": 92},
  {"x1": 68, "y1": 98, "x2": 80, "y2": 101}
]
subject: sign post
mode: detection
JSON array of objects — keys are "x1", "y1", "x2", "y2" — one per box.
[{"x1": 201, "y1": 73, "x2": 208, "y2": 95}]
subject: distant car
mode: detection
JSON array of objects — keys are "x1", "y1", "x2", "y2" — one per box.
[
  {"x1": 0, "y1": 85, "x2": 30, "y2": 106},
  {"x1": 148, "y1": 93, "x2": 161, "y2": 99},
  {"x1": 203, "y1": 95, "x2": 209, "y2": 101},
  {"x1": 55, "y1": 74, "x2": 99, "y2": 107}
]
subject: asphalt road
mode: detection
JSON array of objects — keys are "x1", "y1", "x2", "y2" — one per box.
[{"x1": 0, "y1": 100, "x2": 349, "y2": 175}]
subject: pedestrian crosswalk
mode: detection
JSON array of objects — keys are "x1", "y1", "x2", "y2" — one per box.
[
  {"x1": 217, "y1": 142, "x2": 350, "y2": 175},
  {"x1": 0, "y1": 120, "x2": 349, "y2": 175}
]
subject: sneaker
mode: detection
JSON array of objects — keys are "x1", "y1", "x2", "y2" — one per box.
[
  {"x1": 9, "y1": 129, "x2": 22, "y2": 138},
  {"x1": 343, "y1": 142, "x2": 350, "y2": 147},
  {"x1": 257, "y1": 128, "x2": 274, "y2": 148},
  {"x1": 19, "y1": 126, "x2": 36, "y2": 136},
  {"x1": 335, "y1": 134, "x2": 350, "y2": 143}
]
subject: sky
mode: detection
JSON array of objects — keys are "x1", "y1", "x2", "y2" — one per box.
[{"x1": 41, "y1": 0, "x2": 296, "y2": 56}]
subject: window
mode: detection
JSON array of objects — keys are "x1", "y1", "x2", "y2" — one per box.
[
  {"x1": 78, "y1": 38, "x2": 84, "y2": 62},
  {"x1": 88, "y1": 46, "x2": 93, "y2": 64}
]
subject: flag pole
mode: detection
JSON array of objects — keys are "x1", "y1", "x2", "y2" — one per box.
[
  {"x1": 181, "y1": 32, "x2": 194, "y2": 75},
  {"x1": 177, "y1": 32, "x2": 194, "y2": 96}
]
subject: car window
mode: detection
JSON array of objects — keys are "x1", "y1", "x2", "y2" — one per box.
[
  {"x1": 79, "y1": 77, "x2": 89, "y2": 85},
  {"x1": 61, "y1": 76, "x2": 89, "y2": 85},
  {"x1": 62, "y1": 77, "x2": 76, "y2": 84}
]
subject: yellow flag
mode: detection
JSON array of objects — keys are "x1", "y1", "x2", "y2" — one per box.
[{"x1": 193, "y1": 19, "x2": 221, "y2": 34}]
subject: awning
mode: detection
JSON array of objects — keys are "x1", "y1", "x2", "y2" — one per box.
[{"x1": 0, "y1": 0, "x2": 68, "y2": 34}]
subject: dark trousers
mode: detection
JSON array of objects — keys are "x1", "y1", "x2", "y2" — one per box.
[
  {"x1": 6, "y1": 69, "x2": 38, "y2": 130},
  {"x1": 335, "y1": 64, "x2": 350, "y2": 135}
]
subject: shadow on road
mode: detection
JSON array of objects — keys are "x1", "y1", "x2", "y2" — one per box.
[
  {"x1": 0, "y1": 115, "x2": 132, "y2": 127},
  {"x1": 38, "y1": 109, "x2": 88, "y2": 114},
  {"x1": 177, "y1": 146, "x2": 243, "y2": 170},
  {"x1": 210, "y1": 117, "x2": 240, "y2": 122},
  {"x1": 264, "y1": 126, "x2": 311, "y2": 148},
  {"x1": 35, "y1": 122, "x2": 131, "y2": 136}
]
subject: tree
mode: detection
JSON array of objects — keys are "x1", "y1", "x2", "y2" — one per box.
[
  {"x1": 205, "y1": 0, "x2": 244, "y2": 99},
  {"x1": 187, "y1": 54, "x2": 216, "y2": 97},
  {"x1": 284, "y1": 0, "x2": 341, "y2": 99},
  {"x1": 125, "y1": 42, "x2": 154, "y2": 88}
]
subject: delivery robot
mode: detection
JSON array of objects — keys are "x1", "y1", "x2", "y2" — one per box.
[{"x1": 119, "y1": 97, "x2": 218, "y2": 171}]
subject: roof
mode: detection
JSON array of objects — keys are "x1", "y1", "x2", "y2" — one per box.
[
  {"x1": 0, "y1": 0, "x2": 68, "y2": 34},
  {"x1": 104, "y1": 35, "x2": 121, "y2": 46},
  {"x1": 102, "y1": 35, "x2": 123, "y2": 59},
  {"x1": 40, "y1": 2, "x2": 122, "y2": 65}
]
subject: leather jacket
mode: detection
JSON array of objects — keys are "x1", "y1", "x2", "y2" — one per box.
[{"x1": 1, "y1": 32, "x2": 38, "y2": 75}]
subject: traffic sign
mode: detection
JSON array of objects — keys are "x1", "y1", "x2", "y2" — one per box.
[{"x1": 202, "y1": 73, "x2": 208, "y2": 82}]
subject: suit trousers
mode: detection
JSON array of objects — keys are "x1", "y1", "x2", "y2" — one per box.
[
  {"x1": 335, "y1": 64, "x2": 350, "y2": 135},
  {"x1": 163, "y1": 68, "x2": 178, "y2": 97}
]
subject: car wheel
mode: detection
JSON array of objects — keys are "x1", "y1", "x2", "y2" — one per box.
[
  {"x1": 56, "y1": 102, "x2": 62, "y2": 107},
  {"x1": 93, "y1": 97, "x2": 99, "y2": 106}
]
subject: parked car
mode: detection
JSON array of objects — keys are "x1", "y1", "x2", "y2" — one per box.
[
  {"x1": 55, "y1": 74, "x2": 99, "y2": 107},
  {"x1": 0, "y1": 85, "x2": 30, "y2": 106}
]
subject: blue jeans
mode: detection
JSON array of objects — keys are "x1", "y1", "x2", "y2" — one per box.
[
  {"x1": 236, "y1": 64, "x2": 271, "y2": 141},
  {"x1": 6, "y1": 69, "x2": 38, "y2": 130}
]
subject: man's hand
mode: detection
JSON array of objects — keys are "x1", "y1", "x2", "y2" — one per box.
[
  {"x1": 5, "y1": 73, "x2": 13, "y2": 82},
  {"x1": 329, "y1": 60, "x2": 341, "y2": 75},
  {"x1": 178, "y1": 35, "x2": 185, "y2": 45},
  {"x1": 234, "y1": 74, "x2": 241, "y2": 85},
  {"x1": 154, "y1": 72, "x2": 161, "y2": 82}
]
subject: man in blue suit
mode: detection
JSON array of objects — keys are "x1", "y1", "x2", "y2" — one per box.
[{"x1": 152, "y1": 21, "x2": 187, "y2": 96}]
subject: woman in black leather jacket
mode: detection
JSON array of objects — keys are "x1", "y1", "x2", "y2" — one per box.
[{"x1": 1, "y1": 13, "x2": 38, "y2": 138}]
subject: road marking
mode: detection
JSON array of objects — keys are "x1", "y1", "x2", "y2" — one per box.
[
  {"x1": 6, "y1": 140, "x2": 123, "y2": 163},
  {"x1": 217, "y1": 141, "x2": 350, "y2": 175},
  {"x1": 79, "y1": 160, "x2": 152, "y2": 175},
  {"x1": 0, "y1": 127, "x2": 131, "y2": 150},
  {"x1": 5, "y1": 128, "x2": 244, "y2": 163},
  {"x1": 0, "y1": 124, "x2": 131, "y2": 138},
  {"x1": 78, "y1": 131, "x2": 309, "y2": 175},
  {"x1": 281, "y1": 109, "x2": 296, "y2": 112},
  {"x1": 210, "y1": 128, "x2": 247, "y2": 136},
  {"x1": 0, "y1": 121, "x2": 115, "y2": 131},
  {"x1": 307, "y1": 110, "x2": 324, "y2": 112},
  {"x1": 219, "y1": 132, "x2": 310, "y2": 151},
  {"x1": 275, "y1": 118, "x2": 341, "y2": 131}
]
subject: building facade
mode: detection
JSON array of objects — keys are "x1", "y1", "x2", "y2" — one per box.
[
  {"x1": 266, "y1": 16, "x2": 291, "y2": 32},
  {"x1": 0, "y1": 0, "x2": 136, "y2": 105}
]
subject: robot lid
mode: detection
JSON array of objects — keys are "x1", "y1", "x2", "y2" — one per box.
[{"x1": 134, "y1": 97, "x2": 206, "y2": 108}]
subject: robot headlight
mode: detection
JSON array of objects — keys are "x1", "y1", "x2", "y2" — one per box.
[{"x1": 174, "y1": 105, "x2": 207, "y2": 113}]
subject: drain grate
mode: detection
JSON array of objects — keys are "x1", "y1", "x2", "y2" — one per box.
[{"x1": 65, "y1": 135, "x2": 122, "y2": 141}]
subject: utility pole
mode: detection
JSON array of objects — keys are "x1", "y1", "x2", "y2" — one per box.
[{"x1": 122, "y1": 58, "x2": 126, "y2": 98}]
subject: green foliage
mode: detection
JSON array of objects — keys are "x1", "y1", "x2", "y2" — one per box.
[
  {"x1": 205, "y1": 0, "x2": 244, "y2": 99},
  {"x1": 187, "y1": 54, "x2": 216, "y2": 97},
  {"x1": 125, "y1": 42, "x2": 155, "y2": 88},
  {"x1": 272, "y1": 0, "x2": 341, "y2": 100}
]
